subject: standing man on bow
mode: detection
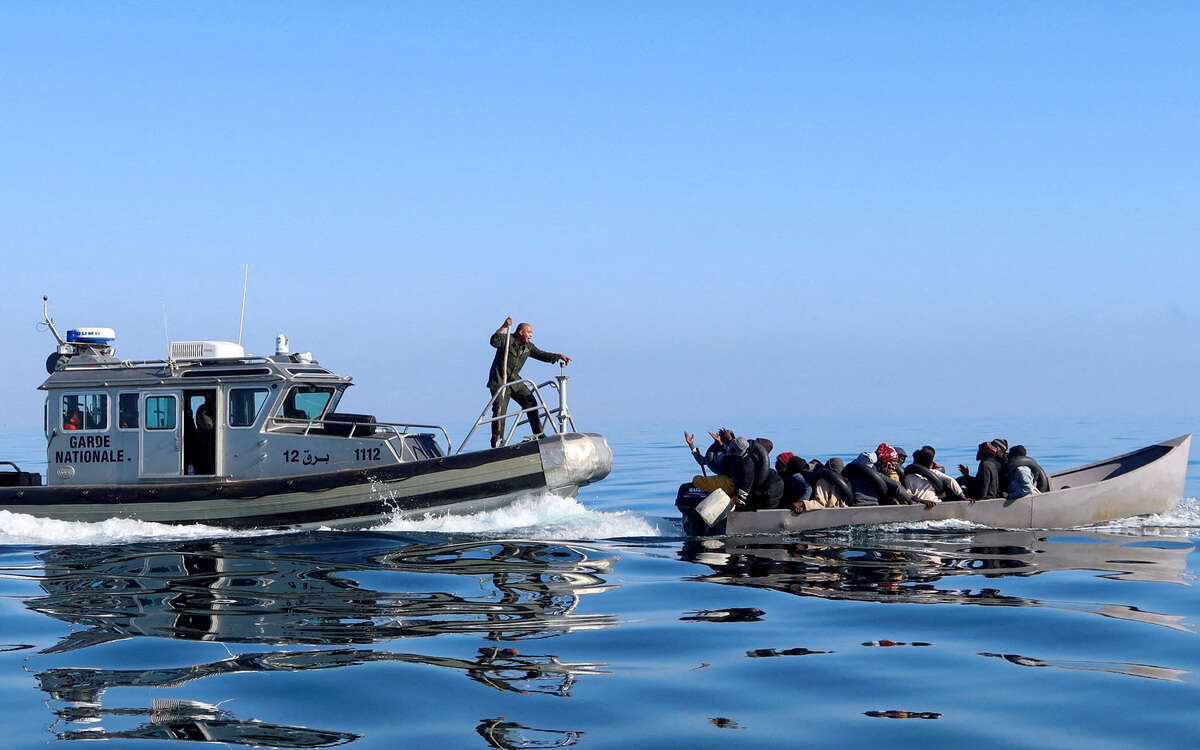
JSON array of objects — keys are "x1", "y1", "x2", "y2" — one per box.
[{"x1": 487, "y1": 316, "x2": 571, "y2": 448}]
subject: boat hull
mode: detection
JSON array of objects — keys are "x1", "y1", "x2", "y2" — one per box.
[
  {"x1": 721, "y1": 434, "x2": 1191, "y2": 535},
  {"x1": 0, "y1": 432, "x2": 612, "y2": 530}
]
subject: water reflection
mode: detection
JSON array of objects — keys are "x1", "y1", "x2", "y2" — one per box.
[
  {"x1": 476, "y1": 717, "x2": 584, "y2": 749},
  {"x1": 978, "y1": 651, "x2": 1188, "y2": 682},
  {"x1": 864, "y1": 709, "x2": 942, "y2": 720},
  {"x1": 22, "y1": 532, "x2": 614, "y2": 747},
  {"x1": 32, "y1": 535, "x2": 617, "y2": 651},
  {"x1": 680, "y1": 530, "x2": 1194, "y2": 632},
  {"x1": 53, "y1": 699, "x2": 359, "y2": 747},
  {"x1": 38, "y1": 646, "x2": 606, "y2": 702}
]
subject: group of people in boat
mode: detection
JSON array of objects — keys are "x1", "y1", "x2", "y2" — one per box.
[{"x1": 683, "y1": 430, "x2": 1051, "y2": 515}]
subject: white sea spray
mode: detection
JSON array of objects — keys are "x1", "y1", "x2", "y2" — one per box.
[{"x1": 372, "y1": 491, "x2": 662, "y2": 539}]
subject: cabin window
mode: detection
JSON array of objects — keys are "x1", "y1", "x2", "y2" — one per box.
[
  {"x1": 276, "y1": 385, "x2": 335, "y2": 421},
  {"x1": 118, "y1": 393, "x2": 140, "y2": 429},
  {"x1": 229, "y1": 388, "x2": 269, "y2": 427},
  {"x1": 61, "y1": 393, "x2": 107, "y2": 431},
  {"x1": 145, "y1": 395, "x2": 177, "y2": 430}
]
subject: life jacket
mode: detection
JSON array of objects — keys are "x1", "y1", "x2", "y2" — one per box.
[
  {"x1": 64, "y1": 410, "x2": 82, "y2": 430},
  {"x1": 813, "y1": 467, "x2": 854, "y2": 505},
  {"x1": 904, "y1": 463, "x2": 950, "y2": 500}
]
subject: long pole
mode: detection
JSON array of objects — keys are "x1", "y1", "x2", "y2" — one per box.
[{"x1": 500, "y1": 318, "x2": 510, "y2": 444}]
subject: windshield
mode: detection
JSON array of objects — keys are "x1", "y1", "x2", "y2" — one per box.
[{"x1": 276, "y1": 385, "x2": 336, "y2": 421}]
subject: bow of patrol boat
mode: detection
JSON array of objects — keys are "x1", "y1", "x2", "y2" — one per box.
[{"x1": 538, "y1": 432, "x2": 613, "y2": 495}]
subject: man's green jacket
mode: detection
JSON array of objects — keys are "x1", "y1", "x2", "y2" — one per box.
[{"x1": 487, "y1": 332, "x2": 558, "y2": 390}]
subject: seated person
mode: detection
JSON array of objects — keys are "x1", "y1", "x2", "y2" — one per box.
[
  {"x1": 1002, "y1": 445, "x2": 1051, "y2": 499},
  {"x1": 903, "y1": 447, "x2": 966, "y2": 507},
  {"x1": 843, "y1": 451, "x2": 914, "y2": 506},
  {"x1": 779, "y1": 455, "x2": 812, "y2": 506},
  {"x1": 876, "y1": 443, "x2": 902, "y2": 483},
  {"x1": 685, "y1": 429, "x2": 784, "y2": 509},
  {"x1": 921, "y1": 444, "x2": 946, "y2": 473},
  {"x1": 686, "y1": 428, "x2": 733, "y2": 475},
  {"x1": 684, "y1": 430, "x2": 736, "y2": 495},
  {"x1": 723, "y1": 436, "x2": 784, "y2": 510},
  {"x1": 795, "y1": 457, "x2": 852, "y2": 513},
  {"x1": 957, "y1": 439, "x2": 1008, "y2": 500}
]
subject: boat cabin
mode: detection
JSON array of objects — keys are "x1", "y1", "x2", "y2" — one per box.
[{"x1": 40, "y1": 332, "x2": 447, "y2": 486}]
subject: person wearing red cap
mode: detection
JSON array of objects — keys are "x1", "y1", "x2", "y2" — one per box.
[
  {"x1": 843, "y1": 450, "x2": 914, "y2": 506},
  {"x1": 875, "y1": 443, "x2": 901, "y2": 482}
]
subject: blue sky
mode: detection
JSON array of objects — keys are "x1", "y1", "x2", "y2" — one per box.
[{"x1": 2, "y1": 3, "x2": 1198, "y2": 431}]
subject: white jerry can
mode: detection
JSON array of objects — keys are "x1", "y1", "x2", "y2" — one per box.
[{"x1": 695, "y1": 488, "x2": 736, "y2": 527}]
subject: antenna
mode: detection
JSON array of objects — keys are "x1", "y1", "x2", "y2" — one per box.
[
  {"x1": 41, "y1": 295, "x2": 65, "y2": 345},
  {"x1": 162, "y1": 302, "x2": 170, "y2": 350},
  {"x1": 238, "y1": 264, "x2": 249, "y2": 346}
]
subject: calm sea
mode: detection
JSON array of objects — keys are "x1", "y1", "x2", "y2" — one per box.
[{"x1": 2, "y1": 416, "x2": 1199, "y2": 749}]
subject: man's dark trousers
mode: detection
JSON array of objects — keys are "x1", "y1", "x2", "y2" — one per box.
[{"x1": 490, "y1": 383, "x2": 542, "y2": 447}]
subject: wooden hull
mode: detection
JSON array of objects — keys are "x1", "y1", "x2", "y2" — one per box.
[
  {"x1": 723, "y1": 434, "x2": 1191, "y2": 535},
  {"x1": 0, "y1": 433, "x2": 612, "y2": 530}
]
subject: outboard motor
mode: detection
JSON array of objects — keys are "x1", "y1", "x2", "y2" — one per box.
[{"x1": 676, "y1": 483, "x2": 728, "y2": 536}]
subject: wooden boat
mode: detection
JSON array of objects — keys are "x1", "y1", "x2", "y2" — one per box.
[{"x1": 689, "y1": 434, "x2": 1191, "y2": 535}]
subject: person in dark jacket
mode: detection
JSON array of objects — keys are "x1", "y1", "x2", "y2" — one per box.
[
  {"x1": 487, "y1": 316, "x2": 570, "y2": 447},
  {"x1": 843, "y1": 451, "x2": 914, "y2": 506},
  {"x1": 723, "y1": 436, "x2": 784, "y2": 510},
  {"x1": 779, "y1": 455, "x2": 812, "y2": 505},
  {"x1": 685, "y1": 428, "x2": 733, "y2": 476},
  {"x1": 957, "y1": 439, "x2": 1008, "y2": 500},
  {"x1": 685, "y1": 429, "x2": 782, "y2": 510},
  {"x1": 1002, "y1": 445, "x2": 1051, "y2": 499}
]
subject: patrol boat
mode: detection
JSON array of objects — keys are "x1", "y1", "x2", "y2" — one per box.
[{"x1": 0, "y1": 300, "x2": 612, "y2": 529}]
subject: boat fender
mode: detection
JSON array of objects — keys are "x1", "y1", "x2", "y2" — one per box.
[
  {"x1": 814, "y1": 467, "x2": 855, "y2": 505},
  {"x1": 904, "y1": 464, "x2": 949, "y2": 499},
  {"x1": 843, "y1": 460, "x2": 887, "y2": 500},
  {"x1": 696, "y1": 488, "x2": 736, "y2": 527},
  {"x1": 1002, "y1": 456, "x2": 1051, "y2": 492}
]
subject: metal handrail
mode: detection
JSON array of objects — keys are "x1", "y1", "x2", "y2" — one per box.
[
  {"x1": 267, "y1": 416, "x2": 453, "y2": 455},
  {"x1": 457, "y1": 365, "x2": 576, "y2": 454},
  {"x1": 59, "y1": 356, "x2": 278, "y2": 371}
]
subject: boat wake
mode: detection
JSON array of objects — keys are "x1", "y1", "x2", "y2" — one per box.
[
  {"x1": 0, "y1": 494, "x2": 659, "y2": 546},
  {"x1": 1087, "y1": 495, "x2": 1200, "y2": 535},
  {"x1": 0, "y1": 509, "x2": 281, "y2": 546},
  {"x1": 371, "y1": 491, "x2": 663, "y2": 540}
]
